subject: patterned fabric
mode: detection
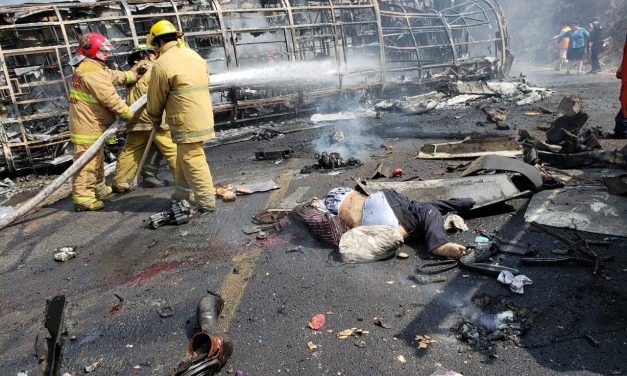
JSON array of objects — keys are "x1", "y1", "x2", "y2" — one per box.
[
  {"x1": 323, "y1": 187, "x2": 354, "y2": 215},
  {"x1": 291, "y1": 204, "x2": 350, "y2": 246}
]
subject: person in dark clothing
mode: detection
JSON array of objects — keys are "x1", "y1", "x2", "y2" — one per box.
[
  {"x1": 588, "y1": 18, "x2": 604, "y2": 74},
  {"x1": 293, "y1": 187, "x2": 475, "y2": 259},
  {"x1": 615, "y1": 34, "x2": 627, "y2": 138}
]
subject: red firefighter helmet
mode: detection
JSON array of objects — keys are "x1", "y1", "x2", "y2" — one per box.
[{"x1": 76, "y1": 32, "x2": 113, "y2": 59}]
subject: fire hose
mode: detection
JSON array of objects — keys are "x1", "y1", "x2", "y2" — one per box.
[{"x1": 0, "y1": 94, "x2": 147, "y2": 230}]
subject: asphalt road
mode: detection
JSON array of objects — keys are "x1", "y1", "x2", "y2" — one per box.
[{"x1": 0, "y1": 65, "x2": 625, "y2": 376}]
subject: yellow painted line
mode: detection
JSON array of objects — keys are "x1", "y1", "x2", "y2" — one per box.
[
  {"x1": 217, "y1": 248, "x2": 262, "y2": 332},
  {"x1": 218, "y1": 170, "x2": 294, "y2": 332},
  {"x1": 264, "y1": 170, "x2": 295, "y2": 210}
]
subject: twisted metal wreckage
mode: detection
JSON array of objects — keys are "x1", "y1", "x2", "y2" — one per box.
[{"x1": 0, "y1": 0, "x2": 510, "y2": 174}]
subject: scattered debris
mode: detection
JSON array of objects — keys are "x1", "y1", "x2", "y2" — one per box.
[
  {"x1": 430, "y1": 371, "x2": 463, "y2": 376},
  {"x1": 375, "y1": 91, "x2": 445, "y2": 114},
  {"x1": 217, "y1": 181, "x2": 280, "y2": 202},
  {"x1": 483, "y1": 107, "x2": 508, "y2": 129},
  {"x1": 251, "y1": 128, "x2": 283, "y2": 141},
  {"x1": 147, "y1": 200, "x2": 191, "y2": 229},
  {"x1": 461, "y1": 155, "x2": 544, "y2": 190},
  {"x1": 372, "y1": 162, "x2": 389, "y2": 179},
  {"x1": 300, "y1": 152, "x2": 362, "y2": 174},
  {"x1": 391, "y1": 168, "x2": 403, "y2": 178},
  {"x1": 396, "y1": 355, "x2": 407, "y2": 363},
  {"x1": 330, "y1": 130, "x2": 345, "y2": 143},
  {"x1": 545, "y1": 96, "x2": 591, "y2": 147},
  {"x1": 376, "y1": 80, "x2": 552, "y2": 117},
  {"x1": 397, "y1": 252, "x2": 409, "y2": 259},
  {"x1": 308, "y1": 314, "x2": 326, "y2": 330},
  {"x1": 255, "y1": 149, "x2": 294, "y2": 161},
  {"x1": 336, "y1": 328, "x2": 369, "y2": 340},
  {"x1": 413, "y1": 275, "x2": 447, "y2": 284},
  {"x1": 53, "y1": 246, "x2": 77, "y2": 262},
  {"x1": 497, "y1": 271, "x2": 533, "y2": 294},
  {"x1": 604, "y1": 175, "x2": 627, "y2": 195},
  {"x1": 306, "y1": 341, "x2": 318, "y2": 350},
  {"x1": 367, "y1": 174, "x2": 523, "y2": 208},
  {"x1": 454, "y1": 297, "x2": 530, "y2": 355},
  {"x1": 157, "y1": 306, "x2": 174, "y2": 318},
  {"x1": 385, "y1": 145, "x2": 393, "y2": 154},
  {"x1": 415, "y1": 335, "x2": 437, "y2": 349},
  {"x1": 417, "y1": 137, "x2": 522, "y2": 159},
  {"x1": 443, "y1": 214, "x2": 469, "y2": 233},
  {"x1": 84, "y1": 361, "x2": 100, "y2": 373},
  {"x1": 431, "y1": 167, "x2": 447, "y2": 176},
  {"x1": 373, "y1": 318, "x2": 392, "y2": 329},
  {"x1": 35, "y1": 295, "x2": 66, "y2": 376},
  {"x1": 584, "y1": 334, "x2": 601, "y2": 347},
  {"x1": 310, "y1": 112, "x2": 356, "y2": 124},
  {"x1": 525, "y1": 186, "x2": 627, "y2": 237}
]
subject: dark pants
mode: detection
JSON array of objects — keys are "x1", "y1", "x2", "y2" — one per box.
[
  {"x1": 615, "y1": 110, "x2": 627, "y2": 137},
  {"x1": 590, "y1": 44, "x2": 602, "y2": 72},
  {"x1": 382, "y1": 190, "x2": 475, "y2": 253}
]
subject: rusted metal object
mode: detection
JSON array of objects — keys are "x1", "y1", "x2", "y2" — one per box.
[{"x1": 0, "y1": 0, "x2": 510, "y2": 173}]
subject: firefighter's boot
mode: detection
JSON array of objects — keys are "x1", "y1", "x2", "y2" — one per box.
[
  {"x1": 141, "y1": 146, "x2": 167, "y2": 188},
  {"x1": 74, "y1": 199, "x2": 104, "y2": 212}
]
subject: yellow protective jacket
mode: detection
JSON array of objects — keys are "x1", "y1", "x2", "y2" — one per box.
[
  {"x1": 68, "y1": 58, "x2": 136, "y2": 144},
  {"x1": 126, "y1": 61, "x2": 168, "y2": 131},
  {"x1": 146, "y1": 40, "x2": 215, "y2": 144}
]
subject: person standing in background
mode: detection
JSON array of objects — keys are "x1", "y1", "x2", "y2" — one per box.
[
  {"x1": 587, "y1": 17, "x2": 604, "y2": 74},
  {"x1": 614, "y1": 34, "x2": 627, "y2": 139},
  {"x1": 554, "y1": 22, "x2": 590, "y2": 75},
  {"x1": 555, "y1": 24, "x2": 571, "y2": 71}
]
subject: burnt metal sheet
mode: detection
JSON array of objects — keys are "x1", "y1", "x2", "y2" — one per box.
[
  {"x1": 0, "y1": 0, "x2": 511, "y2": 173},
  {"x1": 603, "y1": 175, "x2": 627, "y2": 196},
  {"x1": 34, "y1": 295, "x2": 66, "y2": 376},
  {"x1": 461, "y1": 155, "x2": 543, "y2": 190},
  {"x1": 417, "y1": 137, "x2": 522, "y2": 159},
  {"x1": 365, "y1": 174, "x2": 521, "y2": 207},
  {"x1": 524, "y1": 186, "x2": 627, "y2": 237}
]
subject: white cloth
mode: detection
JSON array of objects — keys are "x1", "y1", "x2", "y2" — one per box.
[
  {"x1": 497, "y1": 270, "x2": 533, "y2": 294},
  {"x1": 339, "y1": 225, "x2": 403, "y2": 263},
  {"x1": 362, "y1": 191, "x2": 399, "y2": 227}
]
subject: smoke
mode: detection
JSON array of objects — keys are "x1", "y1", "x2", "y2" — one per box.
[
  {"x1": 311, "y1": 118, "x2": 379, "y2": 161},
  {"x1": 458, "y1": 304, "x2": 497, "y2": 330}
]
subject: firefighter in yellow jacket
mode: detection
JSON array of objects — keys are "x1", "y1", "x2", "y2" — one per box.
[
  {"x1": 112, "y1": 45, "x2": 177, "y2": 192},
  {"x1": 146, "y1": 20, "x2": 217, "y2": 212},
  {"x1": 69, "y1": 32, "x2": 145, "y2": 211}
]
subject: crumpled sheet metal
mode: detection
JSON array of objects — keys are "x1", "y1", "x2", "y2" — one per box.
[
  {"x1": 524, "y1": 186, "x2": 627, "y2": 237},
  {"x1": 461, "y1": 155, "x2": 543, "y2": 191},
  {"x1": 366, "y1": 174, "x2": 521, "y2": 207}
]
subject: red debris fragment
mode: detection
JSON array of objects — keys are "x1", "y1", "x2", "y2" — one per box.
[
  {"x1": 308, "y1": 313, "x2": 326, "y2": 330},
  {"x1": 109, "y1": 304, "x2": 123, "y2": 315},
  {"x1": 392, "y1": 168, "x2": 403, "y2": 177}
]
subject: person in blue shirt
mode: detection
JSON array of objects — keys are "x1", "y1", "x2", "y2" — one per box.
[{"x1": 554, "y1": 22, "x2": 590, "y2": 74}]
